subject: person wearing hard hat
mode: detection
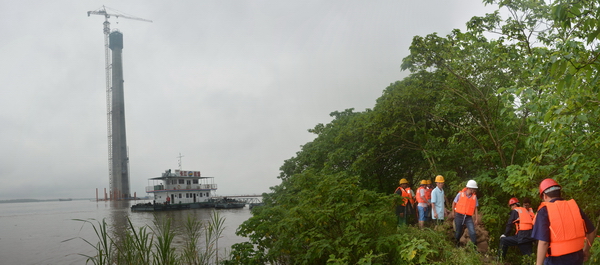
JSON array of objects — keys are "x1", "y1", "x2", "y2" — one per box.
[
  {"x1": 416, "y1": 180, "x2": 429, "y2": 228},
  {"x1": 394, "y1": 178, "x2": 415, "y2": 226},
  {"x1": 430, "y1": 175, "x2": 446, "y2": 225},
  {"x1": 532, "y1": 178, "x2": 597, "y2": 265},
  {"x1": 452, "y1": 179, "x2": 479, "y2": 247},
  {"x1": 498, "y1": 197, "x2": 535, "y2": 259},
  {"x1": 425, "y1": 180, "x2": 433, "y2": 223}
]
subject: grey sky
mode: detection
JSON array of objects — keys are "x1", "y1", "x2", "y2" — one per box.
[{"x1": 0, "y1": 1, "x2": 494, "y2": 200}]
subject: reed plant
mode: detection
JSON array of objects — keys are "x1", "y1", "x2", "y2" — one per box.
[{"x1": 70, "y1": 211, "x2": 226, "y2": 265}]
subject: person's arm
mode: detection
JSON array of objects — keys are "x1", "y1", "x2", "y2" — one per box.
[
  {"x1": 452, "y1": 201, "x2": 457, "y2": 217},
  {"x1": 503, "y1": 211, "x2": 517, "y2": 236},
  {"x1": 584, "y1": 228, "x2": 597, "y2": 262},
  {"x1": 536, "y1": 240, "x2": 549, "y2": 265},
  {"x1": 431, "y1": 191, "x2": 437, "y2": 218},
  {"x1": 474, "y1": 207, "x2": 478, "y2": 224}
]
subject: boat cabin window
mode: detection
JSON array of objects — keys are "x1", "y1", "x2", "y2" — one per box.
[
  {"x1": 193, "y1": 179, "x2": 198, "y2": 184},
  {"x1": 171, "y1": 179, "x2": 177, "y2": 185},
  {"x1": 199, "y1": 193, "x2": 203, "y2": 197},
  {"x1": 178, "y1": 179, "x2": 185, "y2": 184},
  {"x1": 179, "y1": 194, "x2": 182, "y2": 198},
  {"x1": 187, "y1": 180, "x2": 191, "y2": 185}
]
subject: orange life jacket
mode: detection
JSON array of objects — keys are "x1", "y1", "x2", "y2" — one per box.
[
  {"x1": 416, "y1": 186, "x2": 427, "y2": 204},
  {"x1": 425, "y1": 187, "x2": 432, "y2": 202},
  {"x1": 406, "y1": 187, "x2": 416, "y2": 205},
  {"x1": 513, "y1": 207, "x2": 533, "y2": 232},
  {"x1": 454, "y1": 188, "x2": 477, "y2": 216},
  {"x1": 395, "y1": 186, "x2": 413, "y2": 206},
  {"x1": 538, "y1": 199, "x2": 586, "y2": 257},
  {"x1": 526, "y1": 208, "x2": 535, "y2": 219}
]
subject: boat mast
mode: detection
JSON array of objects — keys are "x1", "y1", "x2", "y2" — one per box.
[{"x1": 177, "y1": 153, "x2": 184, "y2": 170}]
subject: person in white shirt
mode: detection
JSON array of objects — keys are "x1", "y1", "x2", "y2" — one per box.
[{"x1": 431, "y1": 175, "x2": 446, "y2": 225}]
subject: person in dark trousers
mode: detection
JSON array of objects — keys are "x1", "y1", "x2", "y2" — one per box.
[
  {"x1": 532, "y1": 178, "x2": 597, "y2": 265},
  {"x1": 452, "y1": 179, "x2": 479, "y2": 247},
  {"x1": 395, "y1": 178, "x2": 415, "y2": 226},
  {"x1": 499, "y1": 197, "x2": 535, "y2": 259}
]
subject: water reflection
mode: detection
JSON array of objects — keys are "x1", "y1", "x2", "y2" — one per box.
[{"x1": 108, "y1": 200, "x2": 132, "y2": 248}]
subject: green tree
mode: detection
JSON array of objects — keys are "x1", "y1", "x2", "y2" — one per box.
[{"x1": 236, "y1": 171, "x2": 403, "y2": 264}]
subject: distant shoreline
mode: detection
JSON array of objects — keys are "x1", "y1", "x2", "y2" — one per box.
[{"x1": 0, "y1": 198, "x2": 89, "y2": 204}]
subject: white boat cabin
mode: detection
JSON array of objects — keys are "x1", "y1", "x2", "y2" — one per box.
[{"x1": 145, "y1": 169, "x2": 217, "y2": 204}]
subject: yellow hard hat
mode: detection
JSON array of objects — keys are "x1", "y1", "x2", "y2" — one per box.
[
  {"x1": 426, "y1": 180, "x2": 432, "y2": 185},
  {"x1": 420, "y1": 180, "x2": 427, "y2": 185},
  {"x1": 435, "y1": 175, "x2": 445, "y2": 183},
  {"x1": 399, "y1": 178, "x2": 409, "y2": 184}
]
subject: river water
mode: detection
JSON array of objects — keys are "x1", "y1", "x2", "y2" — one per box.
[{"x1": 0, "y1": 199, "x2": 253, "y2": 264}]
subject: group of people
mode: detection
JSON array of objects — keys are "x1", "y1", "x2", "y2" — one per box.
[
  {"x1": 395, "y1": 177, "x2": 597, "y2": 265},
  {"x1": 394, "y1": 175, "x2": 447, "y2": 228}
]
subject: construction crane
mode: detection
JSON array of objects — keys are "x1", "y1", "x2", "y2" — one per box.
[{"x1": 88, "y1": 6, "x2": 151, "y2": 199}]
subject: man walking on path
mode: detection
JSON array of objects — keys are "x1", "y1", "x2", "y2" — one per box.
[
  {"x1": 453, "y1": 179, "x2": 479, "y2": 247},
  {"x1": 430, "y1": 175, "x2": 446, "y2": 225},
  {"x1": 499, "y1": 197, "x2": 535, "y2": 259},
  {"x1": 532, "y1": 178, "x2": 597, "y2": 265}
]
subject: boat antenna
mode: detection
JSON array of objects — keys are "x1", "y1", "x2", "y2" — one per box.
[{"x1": 177, "y1": 153, "x2": 184, "y2": 170}]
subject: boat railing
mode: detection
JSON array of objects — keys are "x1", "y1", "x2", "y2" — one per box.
[{"x1": 146, "y1": 184, "x2": 218, "y2": 192}]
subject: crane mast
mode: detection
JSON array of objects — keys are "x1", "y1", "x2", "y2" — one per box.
[{"x1": 88, "y1": 6, "x2": 151, "y2": 200}]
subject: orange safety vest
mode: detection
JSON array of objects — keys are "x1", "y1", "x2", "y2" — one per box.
[
  {"x1": 454, "y1": 188, "x2": 477, "y2": 216},
  {"x1": 416, "y1": 187, "x2": 427, "y2": 204},
  {"x1": 425, "y1": 187, "x2": 432, "y2": 202},
  {"x1": 513, "y1": 207, "x2": 533, "y2": 232},
  {"x1": 405, "y1": 187, "x2": 415, "y2": 205},
  {"x1": 538, "y1": 199, "x2": 586, "y2": 257},
  {"x1": 395, "y1": 186, "x2": 413, "y2": 206},
  {"x1": 526, "y1": 208, "x2": 535, "y2": 220}
]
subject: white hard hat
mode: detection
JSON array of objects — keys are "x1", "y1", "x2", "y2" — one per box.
[{"x1": 466, "y1": 180, "x2": 478, "y2": 189}]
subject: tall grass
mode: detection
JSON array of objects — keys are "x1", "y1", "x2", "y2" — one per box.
[{"x1": 69, "y1": 211, "x2": 226, "y2": 265}]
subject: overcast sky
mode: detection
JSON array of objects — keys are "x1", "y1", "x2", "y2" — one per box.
[{"x1": 0, "y1": 1, "x2": 494, "y2": 200}]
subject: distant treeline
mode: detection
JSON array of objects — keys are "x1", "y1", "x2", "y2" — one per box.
[{"x1": 0, "y1": 199, "x2": 46, "y2": 203}]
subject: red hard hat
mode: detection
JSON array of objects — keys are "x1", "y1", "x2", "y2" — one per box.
[
  {"x1": 539, "y1": 178, "x2": 561, "y2": 198},
  {"x1": 508, "y1": 197, "x2": 519, "y2": 205}
]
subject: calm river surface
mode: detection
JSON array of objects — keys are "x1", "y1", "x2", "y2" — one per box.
[{"x1": 0, "y1": 199, "x2": 252, "y2": 264}]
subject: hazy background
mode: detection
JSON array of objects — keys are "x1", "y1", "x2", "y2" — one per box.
[{"x1": 0, "y1": 1, "x2": 494, "y2": 199}]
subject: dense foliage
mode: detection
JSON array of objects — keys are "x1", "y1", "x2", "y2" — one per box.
[{"x1": 231, "y1": 0, "x2": 600, "y2": 264}]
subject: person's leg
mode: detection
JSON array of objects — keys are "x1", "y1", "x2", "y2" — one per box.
[
  {"x1": 464, "y1": 216, "x2": 477, "y2": 245},
  {"x1": 454, "y1": 213, "x2": 465, "y2": 245},
  {"x1": 396, "y1": 205, "x2": 406, "y2": 226},
  {"x1": 425, "y1": 206, "x2": 432, "y2": 222},
  {"x1": 516, "y1": 230, "x2": 534, "y2": 255},
  {"x1": 517, "y1": 242, "x2": 533, "y2": 256},
  {"x1": 435, "y1": 219, "x2": 444, "y2": 226},
  {"x1": 418, "y1": 206, "x2": 426, "y2": 228},
  {"x1": 499, "y1": 236, "x2": 519, "y2": 258}
]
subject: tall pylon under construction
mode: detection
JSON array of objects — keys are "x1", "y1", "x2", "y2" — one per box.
[
  {"x1": 88, "y1": 6, "x2": 151, "y2": 200},
  {"x1": 109, "y1": 31, "x2": 129, "y2": 199}
]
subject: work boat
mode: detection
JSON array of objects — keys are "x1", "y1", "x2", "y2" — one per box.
[{"x1": 131, "y1": 169, "x2": 218, "y2": 211}]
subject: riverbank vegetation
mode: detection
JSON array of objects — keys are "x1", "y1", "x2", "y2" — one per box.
[
  {"x1": 228, "y1": 0, "x2": 600, "y2": 264},
  {"x1": 73, "y1": 211, "x2": 225, "y2": 265}
]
